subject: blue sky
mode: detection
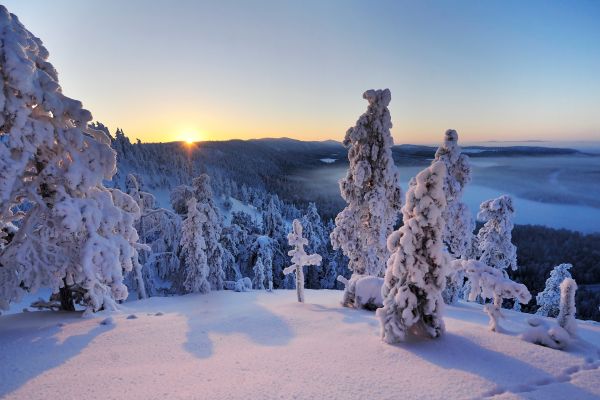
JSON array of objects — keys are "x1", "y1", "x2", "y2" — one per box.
[{"x1": 4, "y1": 0, "x2": 599, "y2": 143}]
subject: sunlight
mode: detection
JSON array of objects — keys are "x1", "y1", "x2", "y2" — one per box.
[{"x1": 180, "y1": 129, "x2": 203, "y2": 145}]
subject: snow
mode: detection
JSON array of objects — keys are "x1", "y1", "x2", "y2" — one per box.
[{"x1": 1, "y1": 290, "x2": 599, "y2": 400}]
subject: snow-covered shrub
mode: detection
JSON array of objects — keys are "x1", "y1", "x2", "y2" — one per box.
[
  {"x1": 224, "y1": 277, "x2": 252, "y2": 292},
  {"x1": 284, "y1": 219, "x2": 322, "y2": 302},
  {"x1": 337, "y1": 274, "x2": 383, "y2": 310},
  {"x1": 237, "y1": 277, "x2": 252, "y2": 292},
  {"x1": 0, "y1": 6, "x2": 142, "y2": 312},
  {"x1": 454, "y1": 259, "x2": 531, "y2": 332},
  {"x1": 522, "y1": 318, "x2": 571, "y2": 350},
  {"x1": 434, "y1": 130, "x2": 475, "y2": 304},
  {"x1": 377, "y1": 162, "x2": 448, "y2": 343},
  {"x1": 522, "y1": 278, "x2": 577, "y2": 350},
  {"x1": 557, "y1": 278, "x2": 577, "y2": 337},
  {"x1": 180, "y1": 198, "x2": 210, "y2": 294},
  {"x1": 536, "y1": 263, "x2": 573, "y2": 317},
  {"x1": 330, "y1": 89, "x2": 402, "y2": 277},
  {"x1": 476, "y1": 195, "x2": 518, "y2": 275}
]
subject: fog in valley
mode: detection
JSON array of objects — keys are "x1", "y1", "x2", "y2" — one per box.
[{"x1": 296, "y1": 153, "x2": 600, "y2": 234}]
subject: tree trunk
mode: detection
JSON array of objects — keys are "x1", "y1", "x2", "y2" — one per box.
[{"x1": 59, "y1": 281, "x2": 75, "y2": 311}]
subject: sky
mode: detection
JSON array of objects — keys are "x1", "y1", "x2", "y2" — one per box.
[{"x1": 4, "y1": 0, "x2": 600, "y2": 144}]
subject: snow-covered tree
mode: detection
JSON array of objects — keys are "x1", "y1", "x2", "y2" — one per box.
[
  {"x1": 0, "y1": 7, "x2": 143, "y2": 313},
  {"x1": 377, "y1": 162, "x2": 448, "y2": 343},
  {"x1": 284, "y1": 219, "x2": 322, "y2": 302},
  {"x1": 557, "y1": 278, "x2": 577, "y2": 337},
  {"x1": 138, "y1": 206, "x2": 182, "y2": 296},
  {"x1": 193, "y1": 175, "x2": 225, "y2": 291},
  {"x1": 261, "y1": 195, "x2": 288, "y2": 289},
  {"x1": 301, "y1": 202, "x2": 327, "y2": 288},
  {"x1": 476, "y1": 195, "x2": 517, "y2": 275},
  {"x1": 252, "y1": 235, "x2": 274, "y2": 290},
  {"x1": 331, "y1": 89, "x2": 402, "y2": 278},
  {"x1": 536, "y1": 263, "x2": 573, "y2": 317},
  {"x1": 434, "y1": 129, "x2": 474, "y2": 257},
  {"x1": 434, "y1": 130, "x2": 475, "y2": 304},
  {"x1": 452, "y1": 259, "x2": 531, "y2": 332},
  {"x1": 170, "y1": 184, "x2": 194, "y2": 215},
  {"x1": 180, "y1": 198, "x2": 210, "y2": 294},
  {"x1": 252, "y1": 257, "x2": 266, "y2": 290}
]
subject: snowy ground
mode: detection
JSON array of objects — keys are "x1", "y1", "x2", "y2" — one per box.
[{"x1": 1, "y1": 290, "x2": 599, "y2": 400}]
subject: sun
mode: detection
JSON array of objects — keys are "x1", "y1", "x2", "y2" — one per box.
[{"x1": 180, "y1": 129, "x2": 203, "y2": 145}]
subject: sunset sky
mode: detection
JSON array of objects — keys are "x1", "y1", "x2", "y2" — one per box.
[{"x1": 5, "y1": 0, "x2": 599, "y2": 144}]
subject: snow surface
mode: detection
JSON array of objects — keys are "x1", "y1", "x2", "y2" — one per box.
[{"x1": 1, "y1": 290, "x2": 599, "y2": 400}]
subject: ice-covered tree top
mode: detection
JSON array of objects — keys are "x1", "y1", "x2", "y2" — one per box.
[
  {"x1": 341, "y1": 89, "x2": 399, "y2": 196},
  {"x1": 434, "y1": 129, "x2": 471, "y2": 198},
  {"x1": 477, "y1": 195, "x2": 515, "y2": 226},
  {"x1": 477, "y1": 195, "x2": 517, "y2": 272},
  {"x1": 193, "y1": 174, "x2": 215, "y2": 205}
]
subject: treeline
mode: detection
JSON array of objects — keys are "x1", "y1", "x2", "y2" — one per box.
[{"x1": 510, "y1": 224, "x2": 600, "y2": 321}]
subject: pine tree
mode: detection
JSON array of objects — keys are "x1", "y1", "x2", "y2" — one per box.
[
  {"x1": 331, "y1": 89, "x2": 402, "y2": 278},
  {"x1": 536, "y1": 263, "x2": 573, "y2": 317},
  {"x1": 377, "y1": 162, "x2": 448, "y2": 343},
  {"x1": 180, "y1": 198, "x2": 210, "y2": 294},
  {"x1": 284, "y1": 219, "x2": 322, "y2": 302},
  {"x1": 0, "y1": 6, "x2": 142, "y2": 312}
]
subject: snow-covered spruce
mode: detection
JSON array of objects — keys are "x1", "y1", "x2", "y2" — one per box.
[
  {"x1": 434, "y1": 130, "x2": 475, "y2": 305},
  {"x1": 557, "y1": 278, "x2": 578, "y2": 337},
  {"x1": 337, "y1": 274, "x2": 384, "y2": 310},
  {"x1": 284, "y1": 219, "x2": 322, "y2": 303},
  {"x1": 0, "y1": 7, "x2": 142, "y2": 313},
  {"x1": 535, "y1": 263, "x2": 573, "y2": 318},
  {"x1": 180, "y1": 198, "x2": 210, "y2": 294},
  {"x1": 377, "y1": 161, "x2": 448, "y2": 343},
  {"x1": 330, "y1": 89, "x2": 402, "y2": 278},
  {"x1": 476, "y1": 195, "x2": 518, "y2": 276},
  {"x1": 192, "y1": 175, "x2": 226, "y2": 291},
  {"x1": 453, "y1": 259, "x2": 531, "y2": 332}
]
